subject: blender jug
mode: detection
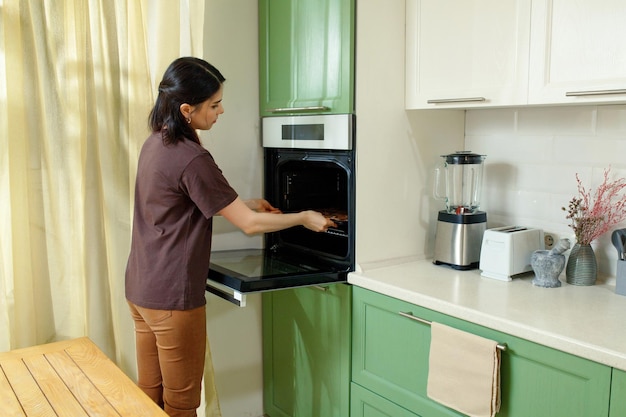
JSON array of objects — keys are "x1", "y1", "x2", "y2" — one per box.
[
  {"x1": 434, "y1": 151, "x2": 485, "y2": 214},
  {"x1": 433, "y1": 151, "x2": 487, "y2": 270}
]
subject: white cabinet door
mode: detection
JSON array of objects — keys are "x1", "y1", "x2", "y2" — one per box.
[
  {"x1": 405, "y1": 0, "x2": 531, "y2": 109},
  {"x1": 529, "y1": 0, "x2": 626, "y2": 105}
]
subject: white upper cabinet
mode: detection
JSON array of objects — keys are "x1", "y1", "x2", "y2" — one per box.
[
  {"x1": 406, "y1": 0, "x2": 626, "y2": 109},
  {"x1": 405, "y1": 0, "x2": 531, "y2": 109},
  {"x1": 528, "y1": 0, "x2": 626, "y2": 105}
]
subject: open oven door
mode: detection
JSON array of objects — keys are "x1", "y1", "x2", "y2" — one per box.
[
  {"x1": 206, "y1": 248, "x2": 350, "y2": 307},
  {"x1": 206, "y1": 114, "x2": 355, "y2": 306}
]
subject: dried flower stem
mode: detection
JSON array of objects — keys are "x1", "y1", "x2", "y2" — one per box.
[{"x1": 563, "y1": 168, "x2": 626, "y2": 245}]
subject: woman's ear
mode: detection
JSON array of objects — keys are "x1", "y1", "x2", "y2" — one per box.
[{"x1": 179, "y1": 103, "x2": 193, "y2": 120}]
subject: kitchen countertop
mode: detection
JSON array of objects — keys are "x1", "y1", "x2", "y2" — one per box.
[{"x1": 348, "y1": 258, "x2": 626, "y2": 371}]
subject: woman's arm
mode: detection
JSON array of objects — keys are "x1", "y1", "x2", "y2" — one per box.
[{"x1": 218, "y1": 197, "x2": 335, "y2": 235}]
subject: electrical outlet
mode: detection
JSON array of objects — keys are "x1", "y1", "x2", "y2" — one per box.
[{"x1": 544, "y1": 233, "x2": 555, "y2": 250}]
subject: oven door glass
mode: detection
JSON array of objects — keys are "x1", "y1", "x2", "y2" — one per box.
[{"x1": 207, "y1": 248, "x2": 348, "y2": 294}]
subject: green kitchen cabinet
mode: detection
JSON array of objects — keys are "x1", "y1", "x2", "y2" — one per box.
[
  {"x1": 263, "y1": 283, "x2": 351, "y2": 417},
  {"x1": 258, "y1": 0, "x2": 355, "y2": 116},
  {"x1": 352, "y1": 286, "x2": 612, "y2": 417},
  {"x1": 611, "y1": 368, "x2": 626, "y2": 417}
]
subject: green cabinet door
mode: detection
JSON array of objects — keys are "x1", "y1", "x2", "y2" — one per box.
[
  {"x1": 259, "y1": 0, "x2": 355, "y2": 116},
  {"x1": 352, "y1": 286, "x2": 612, "y2": 417},
  {"x1": 610, "y1": 368, "x2": 626, "y2": 417},
  {"x1": 263, "y1": 283, "x2": 351, "y2": 417}
]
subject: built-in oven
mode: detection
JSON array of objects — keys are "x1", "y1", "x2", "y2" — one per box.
[{"x1": 206, "y1": 114, "x2": 355, "y2": 306}]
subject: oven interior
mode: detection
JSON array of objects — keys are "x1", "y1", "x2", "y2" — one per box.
[{"x1": 264, "y1": 148, "x2": 355, "y2": 268}]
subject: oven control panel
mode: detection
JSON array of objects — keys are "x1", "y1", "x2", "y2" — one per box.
[{"x1": 262, "y1": 114, "x2": 353, "y2": 150}]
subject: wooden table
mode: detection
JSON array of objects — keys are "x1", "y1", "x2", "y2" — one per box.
[{"x1": 0, "y1": 337, "x2": 167, "y2": 416}]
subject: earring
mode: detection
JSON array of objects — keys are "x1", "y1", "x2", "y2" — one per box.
[{"x1": 186, "y1": 118, "x2": 191, "y2": 124}]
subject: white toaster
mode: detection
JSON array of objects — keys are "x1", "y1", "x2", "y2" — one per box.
[{"x1": 479, "y1": 226, "x2": 544, "y2": 281}]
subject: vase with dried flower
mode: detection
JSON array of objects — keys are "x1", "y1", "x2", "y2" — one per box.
[{"x1": 563, "y1": 168, "x2": 626, "y2": 285}]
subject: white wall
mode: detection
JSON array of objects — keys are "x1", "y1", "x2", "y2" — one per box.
[
  {"x1": 466, "y1": 105, "x2": 626, "y2": 282},
  {"x1": 201, "y1": 2, "x2": 265, "y2": 417},
  {"x1": 355, "y1": 0, "x2": 465, "y2": 268}
]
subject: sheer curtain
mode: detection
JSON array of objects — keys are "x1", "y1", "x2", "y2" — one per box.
[{"x1": 0, "y1": 0, "x2": 220, "y2": 415}]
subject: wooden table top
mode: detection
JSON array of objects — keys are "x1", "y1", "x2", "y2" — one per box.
[{"x1": 0, "y1": 337, "x2": 167, "y2": 416}]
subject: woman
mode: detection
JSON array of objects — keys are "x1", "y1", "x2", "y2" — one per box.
[{"x1": 125, "y1": 57, "x2": 334, "y2": 417}]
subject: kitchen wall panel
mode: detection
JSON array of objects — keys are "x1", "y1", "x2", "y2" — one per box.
[
  {"x1": 466, "y1": 105, "x2": 626, "y2": 281},
  {"x1": 355, "y1": 0, "x2": 465, "y2": 268},
  {"x1": 201, "y1": 2, "x2": 265, "y2": 417}
]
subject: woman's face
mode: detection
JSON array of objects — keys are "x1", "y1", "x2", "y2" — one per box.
[{"x1": 188, "y1": 85, "x2": 224, "y2": 131}]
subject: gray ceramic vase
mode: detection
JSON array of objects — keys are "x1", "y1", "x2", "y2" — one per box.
[{"x1": 531, "y1": 238, "x2": 571, "y2": 288}]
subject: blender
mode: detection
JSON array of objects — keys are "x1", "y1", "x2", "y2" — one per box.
[{"x1": 433, "y1": 151, "x2": 487, "y2": 270}]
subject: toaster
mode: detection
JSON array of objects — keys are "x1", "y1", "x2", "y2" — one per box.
[{"x1": 479, "y1": 226, "x2": 544, "y2": 281}]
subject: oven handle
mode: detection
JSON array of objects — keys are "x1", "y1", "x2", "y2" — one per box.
[{"x1": 265, "y1": 106, "x2": 331, "y2": 113}]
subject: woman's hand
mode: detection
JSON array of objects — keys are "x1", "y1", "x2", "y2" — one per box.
[
  {"x1": 244, "y1": 198, "x2": 281, "y2": 213},
  {"x1": 302, "y1": 210, "x2": 337, "y2": 232}
]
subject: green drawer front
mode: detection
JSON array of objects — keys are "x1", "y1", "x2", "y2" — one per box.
[
  {"x1": 352, "y1": 287, "x2": 461, "y2": 417},
  {"x1": 351, "y1": 383, "x2": 420, "y2": 417},
  {"x1": 352, "y1": 286, "x2": 611, "y2": 417}
]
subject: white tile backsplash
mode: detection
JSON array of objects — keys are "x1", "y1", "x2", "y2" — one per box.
[
  {"x1": 516, "y1": 106, "x2": 596, "y2": 135},
  {"x1": 464, "y1": 108, "x2": 518, "y2": 134},
  {"x1": 596, "y1": 105, "x2": 626, "y2": 134},
  {"x1": 466, "y1": 105, "x2": 626, "y2": 279}
]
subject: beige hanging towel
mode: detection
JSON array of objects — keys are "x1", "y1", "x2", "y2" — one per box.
[{"x1": 427, "y1": 322, "x2": 501, "y2": 417}]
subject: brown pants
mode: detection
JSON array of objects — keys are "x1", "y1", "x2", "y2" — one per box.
[{"x1": 128, "y1": 302, "x2": 206, "y2": 417}]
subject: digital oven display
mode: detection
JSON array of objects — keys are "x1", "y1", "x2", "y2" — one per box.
[{"x1": 281, "y1": 124, "x2": 324, "y2": 141}]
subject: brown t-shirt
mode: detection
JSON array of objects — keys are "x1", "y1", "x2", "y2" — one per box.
[{"x1": 125, "y1": 132, "x2": 238, "y2": 310}]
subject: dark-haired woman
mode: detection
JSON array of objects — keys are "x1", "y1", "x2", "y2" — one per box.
[{"x1": 125, "y1": 57, "x2": 334, "y2": 417}]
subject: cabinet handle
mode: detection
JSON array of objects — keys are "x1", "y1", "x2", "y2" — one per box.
[
  {"x1": 565, "y1": 89, "x2": 626, "y2": 97},
  {"x1": 426, "y1": 97, "x2": 486, "y2": 104},
  {"x1": 398, "y1": 311, "x2": 507, "y2": 351},
  {"x1": 265, "y1": 106, "x2": 331, "y2": 113},
  {"x1": 399, "y1": 311, "x2": 430, "y2": 325},
  {"x1": 312, "y1": 285, "x2": 328, "y2": 292}
]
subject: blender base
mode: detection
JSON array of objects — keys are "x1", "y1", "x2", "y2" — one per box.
[{"x1": 433, "y1": 210, "x2": 487, "y2": 270}]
